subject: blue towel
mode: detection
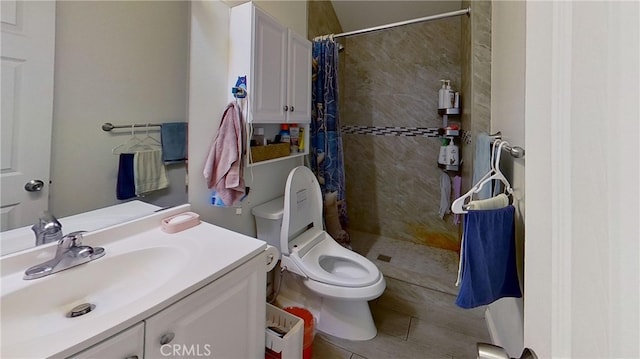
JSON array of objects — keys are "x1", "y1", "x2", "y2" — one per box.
[
  {"x1": 456, "y1": 206, "x2": 521, "y2": 309},
  {"x1": 116, "y1": 153, "x2": 136, "y2": 200},
  {"x1": 161, "y1": 122, "x2": 187, "y2": 163},
  {"x1": 473, "y1": 133, "x2": 492, "y2": 200}
]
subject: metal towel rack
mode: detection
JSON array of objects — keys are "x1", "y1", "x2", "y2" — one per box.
[
  {"x1": 101, "y1": 122, "x2": 162, "y2": 132},
  {"x1": 490, "y1": 132, "x2": 525, "y2": 158}
]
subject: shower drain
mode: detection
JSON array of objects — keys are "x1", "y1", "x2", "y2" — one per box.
[{"x1": 67, "y1": 303, "x2": 96, "y2": 318}]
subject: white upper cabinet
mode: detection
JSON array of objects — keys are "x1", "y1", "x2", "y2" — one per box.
[
  {"x1": 229, "y1": 2, "x2": 311, "y2": 124},
  {"x1": 286, "y1": 31, "x2": 312, "y2": 123}
]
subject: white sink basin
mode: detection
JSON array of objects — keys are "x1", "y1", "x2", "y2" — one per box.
[
  {"x1": 2, "y1": 246, "x2": 187, "y2": 345},
  {"x1": 0, "y1": 204, "x2": 266, "y2": 358}
]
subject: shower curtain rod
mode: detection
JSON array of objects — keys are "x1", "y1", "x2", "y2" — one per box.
[{"x1": 330, "y1": 7, "x2": 471, "y2": 39}]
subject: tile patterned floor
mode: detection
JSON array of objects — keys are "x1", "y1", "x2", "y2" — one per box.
[{"x1": 312, "y1": 230, "x2": 490, "y2": 359}]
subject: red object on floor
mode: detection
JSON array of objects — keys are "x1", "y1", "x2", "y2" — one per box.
[
  {"x1": 265, "y1": 347, "x2": 282, "y2": 359},
  {"x1": 284, "y1": 307, "x2": 315, "y2": 359}
]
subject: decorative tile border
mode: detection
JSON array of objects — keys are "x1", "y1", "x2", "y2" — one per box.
[{"x1": 341, "y1": 125, "x2": 440, "y2": 138}]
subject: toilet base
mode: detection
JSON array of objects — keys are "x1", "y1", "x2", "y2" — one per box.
[
  {"x1": 316, "y1": 298, "x2": 377, "y2": 341},
  {"x1": 275, "y1": 271, "x2": 379, "y2": 341}
]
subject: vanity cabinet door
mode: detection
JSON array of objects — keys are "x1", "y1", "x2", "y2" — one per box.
[
  {"x1": 68, "y1": 322, "x2": 144, "y2": 359},
  {"x1": 144, "y1": 253, "x2": 266, "y2": 359}
]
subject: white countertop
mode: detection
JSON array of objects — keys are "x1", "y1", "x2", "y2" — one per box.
[{"x1": 0, "y1": 204, "x2": 267, "y2": 358}]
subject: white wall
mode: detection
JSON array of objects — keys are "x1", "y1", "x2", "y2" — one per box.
[
  {"x1": 487, "y1": 1, "x2": 526, "y2": 357},
  {"x1": 50, "y1": 1, "x2": 189, "y2": 217},
  {"x1": 188, "y1": 1, "x2": 306, "y2": 237}
]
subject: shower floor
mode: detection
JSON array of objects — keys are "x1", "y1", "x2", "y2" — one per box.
[{"x1": 312, "y1": 230, "x2": 490, "y2": 359}]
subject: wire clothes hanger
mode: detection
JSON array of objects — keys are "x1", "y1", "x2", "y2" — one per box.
[
  {"x1": 451, "y1": 140, "x2": 513, "y2": 214},
  {"x1": 112, "y1": 124, "x2": 160, "y2": 154}
]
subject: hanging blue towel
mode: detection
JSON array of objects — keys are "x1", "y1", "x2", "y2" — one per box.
[
  {"x1": 456, "y1": 206, "x2": 521, "y2": 309},
  {"x1": 161, "y1": 122, "x2": 187, "y2": 163},
  {"x1": 116, "y1": 153, "x2": 136, "y2": 200}
]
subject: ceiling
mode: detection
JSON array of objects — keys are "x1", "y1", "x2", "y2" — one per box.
[{"x1": 330, "y1": 0, "x2": 463, "y2": 33}]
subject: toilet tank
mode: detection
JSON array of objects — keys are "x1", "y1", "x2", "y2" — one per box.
[{"x1": 251, "y1": 196, "x2": 284, "y2": 249}]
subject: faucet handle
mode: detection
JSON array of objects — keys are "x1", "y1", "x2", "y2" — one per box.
[{"x1": 59, "y1": 231, "x2": 88, "y2": 248}]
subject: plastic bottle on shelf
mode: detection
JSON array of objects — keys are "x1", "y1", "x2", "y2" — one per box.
[
  {"x1": 438, "y1": 80, "x2": 447, "y2": 109},
  {"x1": 438, "y1": 138, "x2": 449, "y2": 165},
  {"x1": 446, "y1": 81, "x2": 454, "y2": 109},
  {"x1": 445, "y1": 137, "x2": 459, "y2": 166},
  {"x1": 298, "y1": 128, "x2": 305, "y2": 151},
  {"x1": 289, "y1": 124, "x2": 299, "y2": 152},
  {"x1": 279, "y1": 124, "x2": 290, "y2": 144}
]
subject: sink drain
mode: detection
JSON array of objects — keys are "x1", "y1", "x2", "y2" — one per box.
[{"x1": 67, "y1": 303, "x2": 95, "y2": 318}]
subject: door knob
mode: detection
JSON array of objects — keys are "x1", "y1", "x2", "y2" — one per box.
[
  {"x1": 24, "y1": 180, "x2": 44, "y2": 192},
  {"x1": 159, "y1": 332, "x2": 175, "y2": 345},
  {"x1": 477, "y1": 343, "x2": 538, "y2": 359}
]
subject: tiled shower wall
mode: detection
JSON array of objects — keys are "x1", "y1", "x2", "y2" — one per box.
[
  {"x1": 308, "y1": 1, "x2": 491, "y2": 251},
  {"x1": 340, "y1": 18, "x2": 462, "y2": 250}
]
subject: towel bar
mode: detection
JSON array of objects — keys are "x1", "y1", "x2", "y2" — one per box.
[
  {"x1": 102, "y1": 122, "x2": 162, "y2": 132},
  {"x1": 489, "y1": 132, "x2": 525, "y2": 158}
]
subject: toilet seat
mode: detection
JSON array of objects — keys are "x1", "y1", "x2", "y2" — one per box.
[
  {"x1": 280, "y1": 166, "x2": 383, "y2": 290},
  {"x1": 291, "y1": 232, "x2": 380, "y2": 287}
]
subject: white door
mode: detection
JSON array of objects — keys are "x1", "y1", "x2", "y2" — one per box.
[
  {"x1": 524, "y1": 1, "x2": 639, "y2": 358},
  {"x1": 1, "y1": 0, "x2": 55, "y2": 230}
]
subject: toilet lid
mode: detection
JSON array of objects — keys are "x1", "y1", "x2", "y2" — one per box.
[
  {"x1": 280, "y1": 166, "x2": 324, "y2": 256},
  {"x1": 292, "y1": 233, "x2": 381, "y2": 288}
]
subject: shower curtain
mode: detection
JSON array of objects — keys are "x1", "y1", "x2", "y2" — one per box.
[{"x1": 311, "y1": 36, "x2": 350, "y2": 248}]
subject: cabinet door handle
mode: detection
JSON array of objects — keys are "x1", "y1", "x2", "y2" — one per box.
[
  {"x1": 283, "y1": 105, "x2": 288, "y2": 111},
  {"x1": 159, "y1": 332, "x2": 175, "y2": 345},
  {"x1": 125, "y1": 356, "x2": 139, "y2": 359},
  {"x1": 290, "y1": 106, "x2": 294, "y2": 112}
]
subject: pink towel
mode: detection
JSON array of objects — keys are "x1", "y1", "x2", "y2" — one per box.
[{"x1": 203, "y1": 102, "x2": 245, "y2": 206}]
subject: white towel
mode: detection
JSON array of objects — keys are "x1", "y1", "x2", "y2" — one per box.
[
  {"x1": 467, "y1": 193, "x2": 509, "y2": 210},
  {"x1": 134, "y1": 149, "x2": 169, "y2": 195}
]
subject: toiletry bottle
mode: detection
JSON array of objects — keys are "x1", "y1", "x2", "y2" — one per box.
[
  {"x1": 438, "y1": 138, "x2": 449, "y2": 165},
  {"x1": 446, "y1": 137, "x2": 459, "y2": 166},
  {"x1": 438, "y1": 80, "x2": 447, "y2": 109},
  {"x1": 279, "y1": 124, "x2": 290, "y2": 144},
  {"x1": 298, "y1": 128, "x2": 305, "y2": 151},
  {"x1": 445, "y1": 81, "x2": 454, "y2": 109},
  {"x1": 289, "y1": 124, "x2": 299, "y2": 152}
]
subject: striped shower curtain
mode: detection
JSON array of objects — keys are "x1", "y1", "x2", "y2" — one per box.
[{"x1": 310, "y1": 36, "x2": 350, "y2": 247}]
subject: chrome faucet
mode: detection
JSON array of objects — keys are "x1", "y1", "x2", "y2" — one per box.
[
  {"x1": 32, "y1": 211, "x2": 63, "y2": 246},
  {"x1": 23, "y1": 231, "x2": 106, "y2": 280}
]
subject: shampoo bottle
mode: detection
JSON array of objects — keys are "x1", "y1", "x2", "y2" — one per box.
[
  {"x1": 445, "y1": 81, "x2": 454, "y2": 109},
  {"x1": 438, "y1": 138, "x2": 449, "y2": 165},
  {"x1": 279, "y1": 124, "x2": 290, "y2": 144},
  {"x1": 438, "y1": 80, "x2": 447, "y2": 109},
  {"x1": 445, "y1": 138, "x2": 459, "y2": 166}
]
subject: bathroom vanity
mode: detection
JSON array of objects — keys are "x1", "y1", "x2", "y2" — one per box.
[{"x1": 0, "y1": 204, "x2": 270, "y2": 358}]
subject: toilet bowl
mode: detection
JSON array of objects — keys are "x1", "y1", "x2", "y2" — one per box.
[{"x1": 252, "y1": 166, "x2": 385, "y2": 341}]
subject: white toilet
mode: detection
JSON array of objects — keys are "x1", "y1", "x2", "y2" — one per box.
[{"x1": 252, "y1": 166, "x2": 386, "y2": 341}]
